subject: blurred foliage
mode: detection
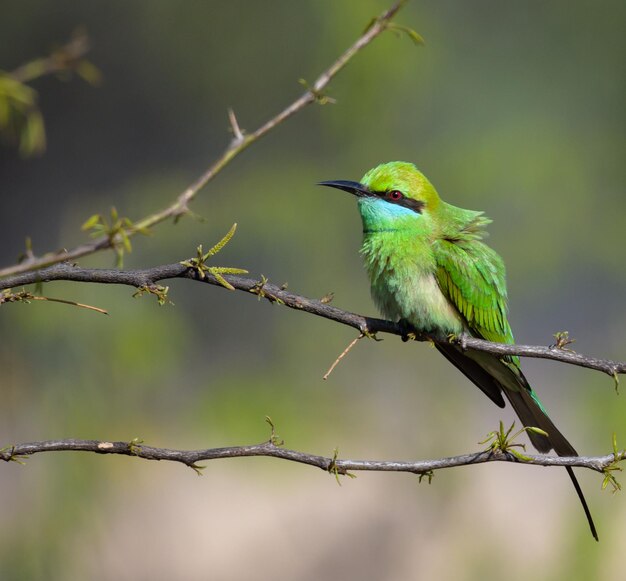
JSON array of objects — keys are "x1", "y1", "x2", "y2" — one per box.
[
  {"x1": 1, "y1": 1, "x2": 625, "y2": 580},
  {"x1": 0, "y1": 72, "x2": 46, "y2": 156},
  {"x1": 0, "y1": 29, "x2": 99, "y2": 157},
  {"x1": 81, "y1": 206, "x2": 150, "y2": 266}
]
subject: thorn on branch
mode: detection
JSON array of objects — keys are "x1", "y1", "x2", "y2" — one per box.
[
  {"x1": 227, "y1": 107, "x2": 246, "y2": 146},
  {"x1": 299, "y1": 78, "x2": 336, "y2": 105}
]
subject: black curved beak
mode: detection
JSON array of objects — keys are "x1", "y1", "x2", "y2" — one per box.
[{"x1": 317, "y1": 180, "x2": 371, "y2": 197}]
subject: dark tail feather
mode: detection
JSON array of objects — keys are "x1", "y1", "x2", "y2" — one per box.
[
  {"x1": 565, "y1": 466, "x2": 598, "y2": 541},
  {"x1": 503, "y1": 386, "x2": 599, "y2": 541},
  {"x1": 435, "y1": 344, "x2": 598, "y2": 540},
  {"x1": 435, "y1": 343, "x2": 505, "y2": 408}
]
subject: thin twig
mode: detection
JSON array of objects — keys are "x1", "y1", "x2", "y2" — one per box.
[
  {"x1": 1, "y1": 437, "x2": 623, "y2": 475},
  {"x1": 1, "y1": 261, "x2": 624, "y2": 378},
  {"x1": 0, "y1": 0, "x2": 409, "y2": 279},
  {"x1": 323, "y1": 333, "x2": 365, "y2": 380},
  {"x1": 29, "y1": 295, "x2": 108, "y2": 315},
  {"x1": 9, "y1": 30, "x2": 92, "y2": 84}
]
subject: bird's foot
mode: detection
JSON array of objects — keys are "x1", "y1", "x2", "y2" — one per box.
[
  {"x1": 398, "y1": 318, "x2": 419, "y2": 342},
  {"x1": 449, "y1": 332, "x2": 469, "y2": 351}
]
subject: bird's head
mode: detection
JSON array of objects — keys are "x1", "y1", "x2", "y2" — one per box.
[{"x1": 319, "y1": 161, "x2": 440, "y2": 234}]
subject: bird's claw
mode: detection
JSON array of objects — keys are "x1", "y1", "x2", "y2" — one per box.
[{"x1": 398, "y1": 318, "x2": 417, "y2": 342}]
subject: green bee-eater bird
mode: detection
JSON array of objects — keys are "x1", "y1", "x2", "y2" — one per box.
[{"x1": 319, "y1": 161, "x2": 597, "y2": 540}]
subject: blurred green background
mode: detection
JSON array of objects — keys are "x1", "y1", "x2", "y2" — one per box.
[{"x1": 1, "y1": 1, "x2": 625, "y2": 579}]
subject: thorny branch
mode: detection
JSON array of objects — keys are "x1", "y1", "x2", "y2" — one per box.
[
  {"x1": 2, "y1": 436, "x2": 624, "y2": 478},
  {"x1": 1, "y1": 261, "x2": 625, "y2": 379},
  {"x1": 1, "y1": 0, "x2": 622, "y2": 503},
  {"x1": 0, "y1": 0, "x2": 410, "y2": 278}
]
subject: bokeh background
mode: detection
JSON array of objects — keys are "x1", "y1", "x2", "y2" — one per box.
[{"x1": 1, "y1": 1, "x2": 625, "y2": 579}]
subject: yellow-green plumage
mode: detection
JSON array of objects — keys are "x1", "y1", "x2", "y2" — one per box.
[{"x1": 319, "y1": 161, "x2": 597, "y2": 540}]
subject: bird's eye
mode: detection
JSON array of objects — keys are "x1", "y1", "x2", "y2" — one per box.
[{"x1": 387, "y1": 190, "x2": 403, "y2": 201}]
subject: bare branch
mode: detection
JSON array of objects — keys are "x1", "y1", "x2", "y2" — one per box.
[
  {"x1": 1, "y1": 261, "x2": 625, "y2": 378},
  {"x1": 1, "y1": 437, "x2": 623, "y2": 476},
  {"x1": 0, "y1": 0, "x2": 410, "y2": 278},
  {"x1": 323, "y1": 333, "x2": 365, "y2": 380}
]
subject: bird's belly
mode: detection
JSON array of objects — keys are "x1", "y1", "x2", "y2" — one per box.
[{"x1": 370, "y1": 269, "x2": 464, "y2": 336}]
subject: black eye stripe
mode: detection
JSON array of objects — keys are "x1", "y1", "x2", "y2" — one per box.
[{"x1": 372, "y1": 190, "x2": 424, "y2": 214}]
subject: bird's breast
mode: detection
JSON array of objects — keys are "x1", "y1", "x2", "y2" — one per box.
[{"x1": 361, "y1": 233, "x2": 464, "y2": 335}]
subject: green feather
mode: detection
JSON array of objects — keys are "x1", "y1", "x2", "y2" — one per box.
[{"x1": 323, "y1": 160, "x2": 598, "y2": 540}]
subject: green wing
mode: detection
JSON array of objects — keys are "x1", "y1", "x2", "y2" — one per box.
[
  {"x1": 432, "y1": 235, "x2": 599, "y2": 539},
  {"x1": 433, "y1": 237, "x2": 514, "y2": 348}
]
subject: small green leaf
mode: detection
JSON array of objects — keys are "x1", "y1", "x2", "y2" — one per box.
[
  {"x1": 386, "y1": 23, "x2": 425, "y2": 46},
  {"x1": 81, "y1": 214, "x2": 101, "y2": 231},
  {"x1": 20, "y1": 108, "x2": 46, "y2": 156},
  {"x1": 525, "y1": 427, "x2": 549, "y2": 437},
  {"x1": 212, "y1": 272, "x2": 234, "y2": 290},
  {"x1": 180, "y1": 227, "x2": 246, "y2": 288},
  {"x1": 405, "y1": 28, "x2": 425, "y2": 45},
  {"x1": 190, "y1": 463, "x2": 206, "y2": 476},
  {"x1": 120, "y1": 229, "x2": 132, "y2": 253},
  {"x1": 204, "y1": 223, "x2": 238, "y2": 258},
  {"x1": 0, "y1": 94, "x2": 10, "y2": 126},
  {"x1": 76, "y1": 60, "x2": 103, "y2": 86}
]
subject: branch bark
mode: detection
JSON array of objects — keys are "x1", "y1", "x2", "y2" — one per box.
[
  {"x1": 2, "y1": 261, "x2": 625, "y2": 379},
  {"x1": 2, "y1": 437, "x2": 623, "y2": 477},
  {"x1": 0, "y1": 0, "x2": 409, "y2": 278}
]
